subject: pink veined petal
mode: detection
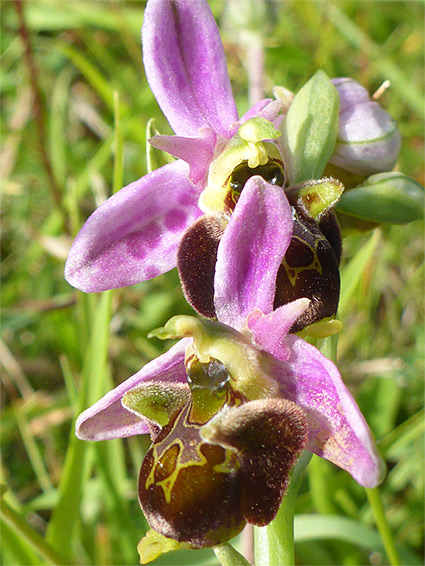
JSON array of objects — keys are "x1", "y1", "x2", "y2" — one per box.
[
  {"x1": 214, "y1": 178, "x2": 292, "y2": 330},
  {"x1": 65, "y1": 160, "x2": 202, "y2": 292},
  {"x1": 149, "y1": 128, "x2": 217, "y2": 185},
  {"x1": 270, "y1": 336, "x2": 385, "y2": 487},
  {"x1": 246, "y1": 299, "x2": 310, "y2": 361},
  {"x1": 142, "y1": 0, "x2": 238, "y2": 138},
  {"x1": 75, "y1": 339, "x2": 191, "y2": 441}
]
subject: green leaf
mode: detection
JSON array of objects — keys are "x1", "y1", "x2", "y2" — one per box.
[
  {"x1": 112, "y1": 91, "x2": 123, "y2": 194},
  {"x1": 294, "y1": 515, "x2": 421, "y2": 565},
  {"x1": 1, "y1": 497, "x2": 67, "y2": 565},
  {"x1": 0, "y1": 519, "x2": 42, "y2": 566},
  {"x1": 46, "y1": 292, "x2": 112, "y2": 560},
  {"x1": 339, "y1": 229, "x2": 381, "y2": 319},
  {"x1": 48, "y1": 68, "x2": 73, "y2": 190},
  {"x1": 281, "y1": 70, "x2": 339, "y2": 185},
  {"x1": 336, "y1": 172, "x2": 424, "y2": 224},
  {"x1": 146, "y1": 119, "x2": 175, "y2": 173},
  {"x1": 213, "y1": 542, "x2": 251, "y2": 566}
]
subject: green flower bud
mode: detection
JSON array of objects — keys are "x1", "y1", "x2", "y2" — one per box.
[{"x1": 336, "y1": 172, "x2": 424, "y2": 224}]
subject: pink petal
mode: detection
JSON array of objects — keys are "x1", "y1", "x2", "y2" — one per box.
[
  {"x1": 214, "y1": 178, "x2": 292, "y2": 330},
  {"x1": 65, "y1": 160, "x2": 202, "y2": 292},
  {"x1": 142, "y1": 0, "x2": 238, "y2": 137},
  {"x1": 75, "y1": 339, "x2": 191, "y2": 441},
  {"x1": 247, "y1": 299, "x2": 310, "y2": 361},
  {"x1": 270, "y1": 336, "x2": 385, "y2": 487},
  {"x1": 149, "y1": 128, "x2": 217, "y2": 184}
]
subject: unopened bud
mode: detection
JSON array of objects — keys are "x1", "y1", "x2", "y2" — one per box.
[{"x1": 329, "y1": 78, "x2": 401, "y2": 176}]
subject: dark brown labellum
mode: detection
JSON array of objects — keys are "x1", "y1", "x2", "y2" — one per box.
[
  {"x1": 274, "y1": 206, "x2": 341, "y2": 332},
  {"x1": 319, "y1": 210, "x2": 342, "y2": 265},
  {"x1": 177, "y1": 159, "x2": 342, "y2": 332},
  {"x1": 138, "y1": 390, "x2": 308, "y2": 548},
  {"x1": 177, "y1": 215, "x2": 225, "y2": 318},
  {"x1": 206, "y1": 398, "x2": 308, "y2": 526},
  {"x1": 138, "y1": 402, "x2": 244, "y2": 548}
]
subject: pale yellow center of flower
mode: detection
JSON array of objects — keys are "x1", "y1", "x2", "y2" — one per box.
[
  {"x1": 199, "y1": 117, "x2": 282, "y2": 214},
  {"x1": 149, "y1": 315, "x2": 279, "y2": 401}
]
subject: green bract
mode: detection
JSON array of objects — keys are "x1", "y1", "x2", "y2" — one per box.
[
  {"x1": 281, "y1": 70, "x2": 340, "y2": 185},
  {"x1": 146, "y1": 119, "x2": 175, "y2": 174},
  {"x1": 336, "y1": 172, "x2": 424, "y2": 224}
]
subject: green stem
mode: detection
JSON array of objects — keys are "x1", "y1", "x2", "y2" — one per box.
[
  {"x1": 253, "y1": 451, "x2": 312, "y2": 566},
  {"x1": 0, "y1": 498, "x2": 67, "y2": 565},
  {"x1": 213, "y1": 542, "x2": 252, "y2": 566},
  {"x1": 366, "y1": 487, "x2": 400, "y2": 566},
  {"x1": 308, "y1": 455, "x2": 337, "y2": 515}
]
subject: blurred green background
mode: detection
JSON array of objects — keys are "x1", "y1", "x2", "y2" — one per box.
[{"x1": 1, "y1": 1, "x2": 423, "y2": 565}]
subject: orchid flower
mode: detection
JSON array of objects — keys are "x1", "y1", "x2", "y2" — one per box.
[
  {"x1": 64, "y1": 0, "x2": 344, "y2": 332},
  {"x1": 76, "y1": 179, "x2": 385, "y2": 551},
  {"x1": 64, "y1": 0, "x2": 283, "y2": 293}
]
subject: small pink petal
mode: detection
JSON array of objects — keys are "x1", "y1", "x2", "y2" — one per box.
[
  {"x1": 240, "y1": 99, "x2": 283, "y2": 125},
  {"x1": 247, "y1": 299, "x2": 310, "y2": 361},
  {"x1": 149, "y1": 129, "x2": 217, "y2": 184}
]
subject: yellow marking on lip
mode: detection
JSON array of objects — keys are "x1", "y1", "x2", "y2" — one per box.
[
  {"x1": 145, "y1": 402, "x2": 232, "y2": 504},
  {"x1": 282, "y1": 235, "x2": 324, "y2": 287}
]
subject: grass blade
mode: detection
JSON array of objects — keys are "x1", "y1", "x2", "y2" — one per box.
[
  {"x1": 46, "y1": 291, "x2": 112, "y2": 559},
  {"x1": 339, "y1": 229, "x2": 381, "y2": 318},
  {"x1": 1, "y1": 497, "x2": 67, "y2": 565},
  {"x1": 294, "y1": 515, "x2": 421, "y2": 565}
]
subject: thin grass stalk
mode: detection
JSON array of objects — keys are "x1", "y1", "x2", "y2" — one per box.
[
  {"x1": 366, "y1": 487, "x2": 401, "y2": 566},
  {"x1": 1, "y1": 498, "x2": 67, "y2": 566},
  {"x1": 13, "y1": 0, "x2": 68, "y2": 229}
]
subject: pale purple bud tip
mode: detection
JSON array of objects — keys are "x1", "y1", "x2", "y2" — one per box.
[{"x1": 330, "y1": 78, "x2": 401, "y2": 176}]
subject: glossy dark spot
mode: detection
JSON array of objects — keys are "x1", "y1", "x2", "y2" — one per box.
[
  {"x1": 187, "y1": 357, "x2": 230, "y2": 391},
  {"x1": 225, "y1": 159, "x2": 284, "y2": 211}
]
